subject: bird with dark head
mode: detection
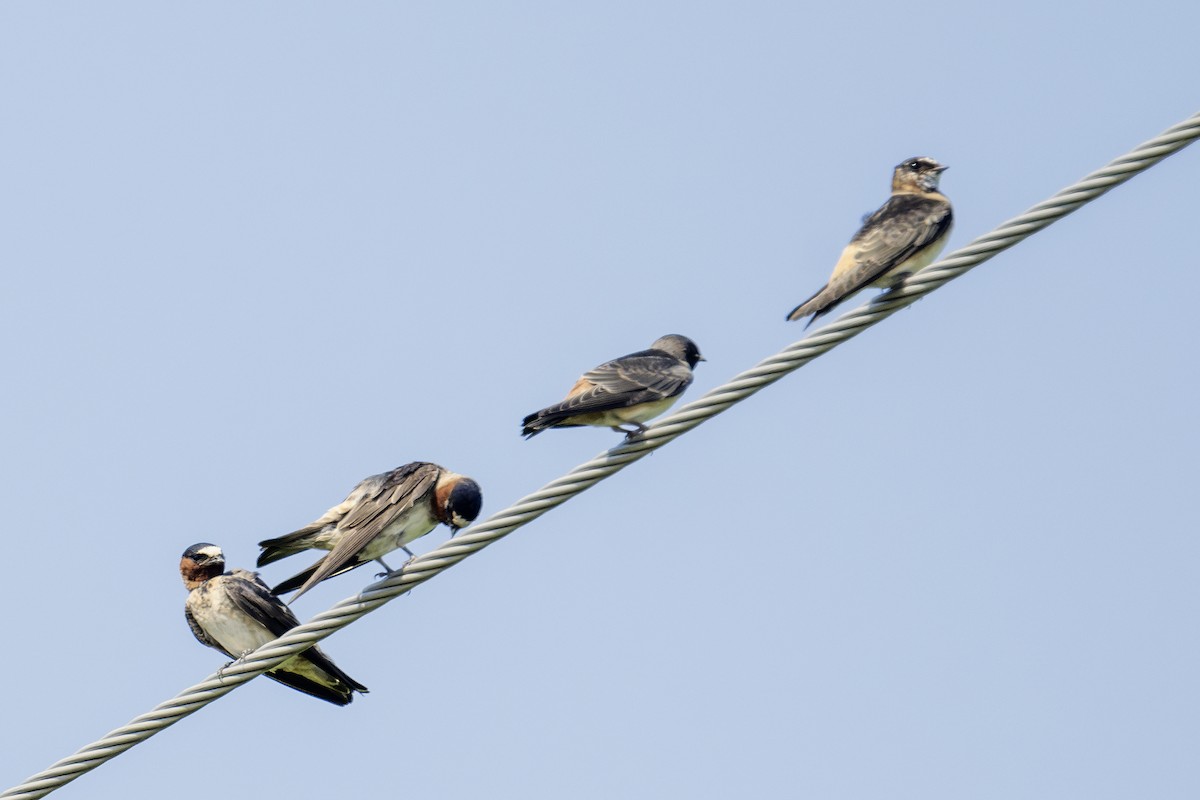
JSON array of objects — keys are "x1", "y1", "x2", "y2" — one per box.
[
  {"x1": 786, "y1": 156, "x2": 953, "y2": 327},
  {"x1": 522, "y1": 334, "x2": 704, "y2": 439},
  {"x1": 441, "y1": 477, "x2": 484, "y2": 529},
  {"x1": 257, "y1": 462, "x2": 483, "y2": 600},
  {"x1": 179, "y1": 543, "x2": 368, "y2": 706},
  {"x1": 180, "y1": 542, "x2": 226, "y2": 589}
]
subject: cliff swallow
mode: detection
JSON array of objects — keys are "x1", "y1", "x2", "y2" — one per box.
[
  {"x1": 258, "y1": 462, "x2": 483, "y2": 600},
  {"x1": 180, "y1": 543, "x2": 367, "y2": 706},
  {"x1": 522, "y1": 334, "x2": 704, "y2": 438},
  {"x1": 787, "y1": 156, "x2": 953, "y2": 327}
]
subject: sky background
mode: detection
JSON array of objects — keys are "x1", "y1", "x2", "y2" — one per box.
[{"x1": 1, "y1": 3, "x2": 1198, "y2": 798}]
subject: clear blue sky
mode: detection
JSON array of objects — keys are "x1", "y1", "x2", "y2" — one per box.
[{"x1": 2, "y1": 3, "x2": 1197, "y2": 798}]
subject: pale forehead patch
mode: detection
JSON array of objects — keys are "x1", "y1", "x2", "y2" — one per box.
[{"x1": 194, "y1": 544, "x2": 223, "y2": 559}]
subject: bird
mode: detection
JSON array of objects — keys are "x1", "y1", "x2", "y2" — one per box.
[
  {"x1": 257, "y1": 462, "x2": 482, "y2": 600},
  {"x1": 786, "y1": 156, "x2": 953, "y2": 327},
  {"x1": 522, "y1": 334, "x2": 704, "y2": 439},
  {"x1": 180, "y1": 543, "x2": 368, "y2": 706}
]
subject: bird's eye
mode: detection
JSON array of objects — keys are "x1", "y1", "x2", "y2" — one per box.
[{"x1": 908, "y1": 161, "x2": 920, "y2": 169}]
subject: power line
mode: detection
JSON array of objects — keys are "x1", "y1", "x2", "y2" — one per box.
[{"x1": 4, "y1": 109, "x2": 1197, "y2": 800}]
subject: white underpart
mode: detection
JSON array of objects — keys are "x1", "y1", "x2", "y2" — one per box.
[
  {"x1": 612, "y1": 395, "x2": 679, "y2": 425},
  {"x1": 572, "y1": 395, "x2": 680, "y2": 428},
  {"x1": 359, "y1": 503, "x2": 440, "y2": 559},
  {"x1": 188, "y1": 577, "x2": 284, "y2": 659}
]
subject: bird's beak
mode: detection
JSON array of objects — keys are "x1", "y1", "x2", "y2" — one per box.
[
  {"x1": 698, "y1": 355, "x2": 707, "y2": 362},
  {"x1": 933, "y1": 164, "x2": 949, "y2": 173}
]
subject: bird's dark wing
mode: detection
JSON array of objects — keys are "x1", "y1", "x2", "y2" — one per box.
[
  {"x1": 836, "y1": 194, "x2": 952, "y2": 290},
  {"x1": 787, "y1": 195, "x2": 951, "y2": 324},
  {"x1": 225, "y1": 570, "x2": 304, "y2": 637},
  {"x1": 271, "y1": 559, "x2": 324, "y2": 596},
  {"x1": 270, "y1": 555, "x2": 371, "y2": 595},
  {"x1": 584, "y1": 352, "x2": 692, "y2": 397},
  {"x1": 223, "y1": 572, "x2": 367, "y2": 704},
  {"x1": 288, "y1": 464, "x2": 440, "y2": 596},
  {"x1": 259, "y1": 464, "x2": 431, "y2": 566}
]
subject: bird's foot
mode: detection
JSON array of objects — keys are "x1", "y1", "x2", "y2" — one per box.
[
  {"x1": 880, "y1": 273, "x2": 913, "y2": 297},
  {"x1": 614, "y1": 423, "x2": 649, "y2": 440},
  {"x1": 375, "y1": 551, "x2": 417, "y2": 579},
  {"x1": 218, "y1": 651, "x2": 254, "y2": 681}
]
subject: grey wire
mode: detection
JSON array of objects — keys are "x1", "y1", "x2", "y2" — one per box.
[{"x1": 4, "y1": 109, "x2": 1197, "y2": 800}]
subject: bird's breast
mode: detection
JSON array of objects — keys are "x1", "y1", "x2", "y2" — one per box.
[{"x1": 188, "y1": 580, "x2": 274, "y2": 656}]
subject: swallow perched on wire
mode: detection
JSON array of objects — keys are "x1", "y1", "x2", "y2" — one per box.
[
  {"x1": 180, "y1": 543, "x2": 368, "y2": 706},
  {"x1": 257, "y1": 462, "x2": 482, "y2": 600},
  {"x1": 786, "y1": 156, "x2": 953, "y2": 327},
  {"x1": 522, "y1": 334, "x2": 704, "y2": 439}
]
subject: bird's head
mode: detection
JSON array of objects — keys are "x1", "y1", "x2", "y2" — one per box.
[
  {"x1": 437, "y1": 476, "x2": 483, "y2": 532},
  {"x1": 650, "y1": 334, "x2": 705, "y2": 368},
  {"x1": 180, "y1": 543, "x2": 225, "y2": 590},
  {"x1": 893, "y1": 156, "x2": 948, "y2": 193}
]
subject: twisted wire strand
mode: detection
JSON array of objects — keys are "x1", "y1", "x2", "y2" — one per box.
[{"x1": 4, "y1": 109, "x2": 1197, "y2": 800}]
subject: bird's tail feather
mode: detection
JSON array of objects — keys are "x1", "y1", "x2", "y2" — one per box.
[
  {"x1": 521, "y1": 412, "x2": 550, "y2": 438},
  {"x1": 271, "y1": 555, "x2": 372, "y2": 599},
  {"x1": 265, "y1": 668, "x2": 363, "y2": 706},
  {"x1": 256, "y1": 527, "x2": 321, "y2": 567},
  {"x1": 786, "y1": 283, "x2": 831, "y2": 324},
  {"x1": 271, "y1": 560, "x2": 323, "y2": 596}
]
